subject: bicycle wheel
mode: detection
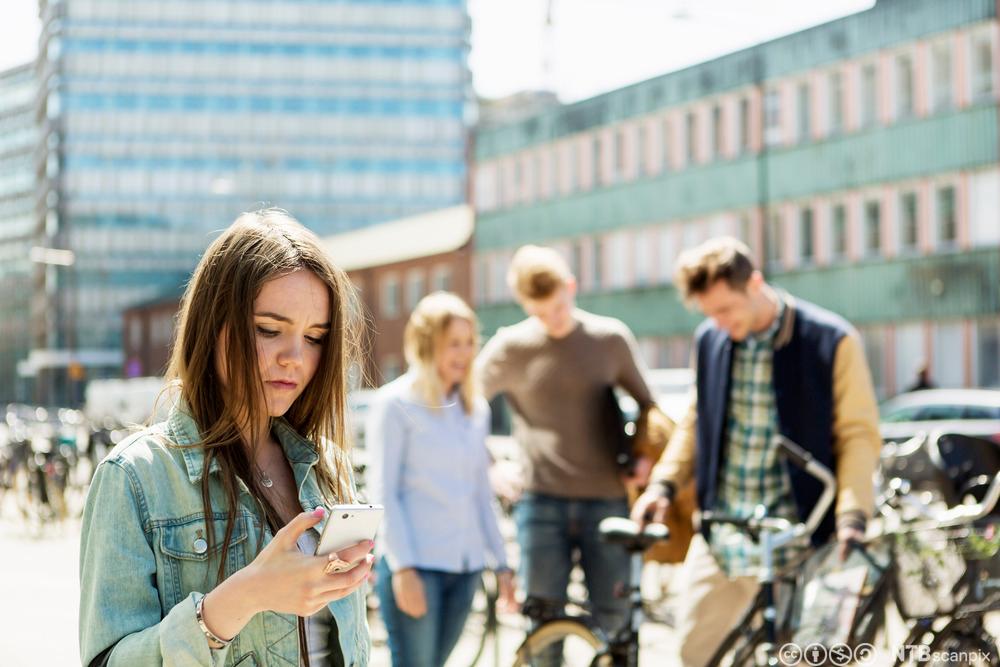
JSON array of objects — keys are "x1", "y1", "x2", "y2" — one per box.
[
  {"x1": 511, "y1": 619, "x2": 606, "y2": 667},
  {"x1": 709, "y1": 618, "x2": 766, "y2": 667}
]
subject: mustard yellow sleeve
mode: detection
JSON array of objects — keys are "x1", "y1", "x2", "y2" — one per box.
[
  {"x1": 831, "y1": 332, "x2": 883, "y2": 518},
  {"x1": 649, "y1": 388, "x2": 697, "y2": 489}
]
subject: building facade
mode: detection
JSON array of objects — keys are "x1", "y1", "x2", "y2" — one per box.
[
  {"x1": 0, "y1": 63, "x2": 37, "y2": 404},
  {"x1": 473, "y1": 0, "x2": 1000, "y2": 398},
  {"x1": 325, "y1": 205, "x2": 474, "y2": 385},
  {"x1": 26, "y1": 0, "x2": 471, "y2": 404}
]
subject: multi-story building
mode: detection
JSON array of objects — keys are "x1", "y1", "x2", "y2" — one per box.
[
  {"x1": 472, "y1": 0, "x2": 1000, "y2": 398},
  {"x1": 325, "y1": 204, "x2": 474, "y2": 385},
  {"x1": 27, "y1": 0, "x2": 471, "y2": 404},
  {"x1": 0, "y1": 63, "x2": 37, "y2": 404}
]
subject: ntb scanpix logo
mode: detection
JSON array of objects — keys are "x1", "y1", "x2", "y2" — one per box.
[{"x1": 777, "y1": 642, "x2": 993, "y2": 665}]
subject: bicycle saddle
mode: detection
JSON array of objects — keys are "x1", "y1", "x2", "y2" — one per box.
[{"x1": 598, "y1": 517, "x2": 669, "y2": 551}]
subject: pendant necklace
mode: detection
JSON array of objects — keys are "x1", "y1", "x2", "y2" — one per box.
[{"x1": 256, "y1": 464, "x2": 274, "y2": 488}]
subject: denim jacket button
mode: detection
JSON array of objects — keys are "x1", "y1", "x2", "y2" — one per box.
[{"x1": 193, "y1": 538, "x2": 208, "y2": 554}]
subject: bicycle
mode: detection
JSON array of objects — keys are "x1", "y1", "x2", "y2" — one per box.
[
  {"x1": 712, "y1": 432, "x2": 1000, "y2": 667},
  {"x1": 509, "y1": 517, "x2": 669, "y2": 667},
  {"x1": 854, "y1": 459, "x2": 1000, "y2": 667},
  {"x1": 703, "y1": 436, "x2": 837, "y2": 667}
]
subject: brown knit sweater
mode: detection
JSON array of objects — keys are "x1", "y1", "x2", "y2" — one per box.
[{"x1": 477, "y1": 309, "x2": 653, "y2": 499}]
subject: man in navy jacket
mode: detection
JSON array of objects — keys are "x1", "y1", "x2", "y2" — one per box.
[{"x1": 632, "y1": 237, "x2": 881, "y2": 666}]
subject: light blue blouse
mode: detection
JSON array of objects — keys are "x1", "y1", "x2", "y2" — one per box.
[{"x1": 365, "y1": 372, "x2": 508, "y2": 573}]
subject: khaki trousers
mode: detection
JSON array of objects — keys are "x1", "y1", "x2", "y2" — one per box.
[{"x1": 673, "y1": 534, "x2": 760, "y2": 667}]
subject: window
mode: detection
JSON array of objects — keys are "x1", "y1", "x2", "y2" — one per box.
[
  {"x1": 592, "y1": 136, "x2": 602, "y2": 185},
  {"x1": 570, "y1": 240, "x2": 583, "y2": 278},
  {"x1": 380, "y1": 274, "x2": 399, "y2": 318},
  {"x1": 615, "y1": 128, "x2": 627, "y2": 180},
  {"x1": 765, "y1": 211, "x2": 782, "y2": 269},
  {"x1": 828, "y1": 71, "x2": 844, "y2": 136},
  {"x1": 764, "y1": 89, "x2": 782, "y2": 146},
  {"x1": 634, "y1": 230, "x2": 652, "y2": 287},
  {"x1": 711, "y1": 104, "x2": 723, "y2": 159},
  {"x1": 431, "y1": 265, "x2": 452, "y2": 293},
  {"x1": 637, "y1": 124, "x2": 648, "y2": 176},
  {"x1": 797, "y1": 83, "x2": 811, "y2": 142},
  {"x1": 937, "y1": 185, "x2": 957, "y2": 245},
  {"x1": 977, "y1": 319, "x2": 1000, "y2": 387},
  {"x1": 685, "y1": 111, "x2": 698, "y2": 164},
  {"x1": 799, "y1": 207, "x2": 814, "y2": 262},
  {"x1": 565, "y1": 142, "x2": 577, "y2": 193},
  {"x1": 738, "y1": 97, "x2": 751, "y2": 154},
  {"x1": 657, "y1": 228, "x2": 676, "y2": 283},
  {"x1": 900, "y1": 192, "x2": 919, "y2": 251},
  {"x1": 864, "y1": 200, "x2": 881, "y2": 256},
  {"x1": 474, "y1": 256, "x2": 488, "y2": 304},
  {"x1": 592, "y1": 238, "x2": 604, "y2": 289},
  {"x1": 932, "y1": 43, "x2": 953, "y2": 112},
  {"x1": 861, "y1": 64, "x2": 878, "y2": 128},
  {"x1": 896, "y1": 54, "x2": 914, "y2": 119},
  {"x1": 972, "y1": 35, "x2": 994, "y2": 102},
  {"x1": 662, "y1": 118, "x2": 672, "y2": 171},
  {"x1": 831, "y1": 204, "x2": 848, "y2": 260},
  {"x1": 405, "y1": 270, "x2": 425, "y2": 311}
]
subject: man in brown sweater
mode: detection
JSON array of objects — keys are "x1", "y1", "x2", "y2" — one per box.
[{"x1": 476, "y1": 245, "x2": 655, "y2": 654}]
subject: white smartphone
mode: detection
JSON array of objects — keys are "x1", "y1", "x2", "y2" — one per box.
[{"x1": 315, "y1": 503, "x2": 384, "y2": 559}]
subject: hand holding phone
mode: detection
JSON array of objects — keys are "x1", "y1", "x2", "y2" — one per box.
[{"x1": 315, "y1": 504, "x2": 384, "y2": 566}]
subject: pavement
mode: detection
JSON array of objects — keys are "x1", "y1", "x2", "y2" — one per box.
[
  {"x1": 0, "y1": 496, "x2": 675, "y2": 667},
  {"x1": 2, "y1": 492, "x2": 994, "y2": 667}
]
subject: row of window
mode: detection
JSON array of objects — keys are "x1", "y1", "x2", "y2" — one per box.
[
  {"x1": 63, "y1": 52, "x2": 466, "y2": 86},
  {"x1": 476, "y1": 25, "x2": 997, "y2": 212},
  {"x1": 768, "y1": 184, "x2": 959, "y2": 270},
  {"x1": 474, "y1": 170, "x2": 1000, "y2": 305},
  {"x1": 379, "y1": 263, "x2": 453, "y2": 319},
  {"x1": 63, "y1": 169, "x2": 465, "y2": 202}
]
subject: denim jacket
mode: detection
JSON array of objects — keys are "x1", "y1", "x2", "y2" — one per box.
[{"x1": 79, "y1": 405, "x2": 370, "y2": 667}]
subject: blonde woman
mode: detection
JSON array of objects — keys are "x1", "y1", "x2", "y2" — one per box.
[
  {"x1": 367, "y1": 292, "x2": 515, "y2": 667},
  {"x1": 79, "y1": 210, "x2": 373, "y2": 667}
]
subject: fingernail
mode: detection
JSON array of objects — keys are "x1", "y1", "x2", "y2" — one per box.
[
  {"x1": 312, "y1": 507, "x2": 326, "y2": 518},
  {"x1": 368, "y1": 540, "x2": 375, "y2": 549},
  {"x1": 366, "y1": 554, "x2": 375, "y2": 564},
  {"x1": 328, "y1": 552, "x2": 340, "y2": 561}
]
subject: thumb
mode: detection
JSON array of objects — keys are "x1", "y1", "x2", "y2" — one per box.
[{"x1": 275, "y1": 507, "x2": 325, "y2": 548}]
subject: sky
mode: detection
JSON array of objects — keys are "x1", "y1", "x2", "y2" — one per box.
[{"x1": 2, "y1": 0, "x2": 876, "y2": 103}]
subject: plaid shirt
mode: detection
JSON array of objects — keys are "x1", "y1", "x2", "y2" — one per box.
[{"x1": 709, "y1": 302, "x2": 801, "y2": 578}]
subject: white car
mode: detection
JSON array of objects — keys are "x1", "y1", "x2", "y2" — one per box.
[{"x1": 879, "y1": 388, "x2": 1000, "y2": 445}]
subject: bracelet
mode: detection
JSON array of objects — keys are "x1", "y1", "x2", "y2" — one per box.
[{"x1": 195, "y1": 594, "x2": 233, "y2": 649}]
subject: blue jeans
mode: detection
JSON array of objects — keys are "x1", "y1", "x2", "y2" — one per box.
[
  {"x1": 514, "y1": 493, "x2": 630, "y2": 636},
  {"x1": 375, "y1": 557, "x2": 481, "y2": 667}
]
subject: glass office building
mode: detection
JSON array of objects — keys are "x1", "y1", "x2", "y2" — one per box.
[
  {"x1": 0, "y1": 63, "x2": 37, "y2": 404},
  {"x1": 29, "y1": 0, "x2": 471, "y2": 403}
]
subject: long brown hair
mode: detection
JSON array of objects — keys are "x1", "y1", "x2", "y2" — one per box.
[{"x1": 164, "y1": 208, "x2": 364, "y2": 580}]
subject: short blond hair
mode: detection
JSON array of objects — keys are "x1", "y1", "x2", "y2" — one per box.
[
  {"x1": 506, "y1": 245, "x2": 572, "y2": 301},
  {"x1": 674, "y1": 236, "x2": 756, "y2": 302}
]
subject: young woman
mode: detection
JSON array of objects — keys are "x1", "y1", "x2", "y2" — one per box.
[
  {"x1": 366, "y1": 292, "x2": 516, "y2": 667},
  {"x1": 79, "y1": 210, "x2": 373, "y2": 667}
]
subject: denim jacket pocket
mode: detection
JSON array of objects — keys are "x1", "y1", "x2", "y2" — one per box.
[{"x1": 156, "y1": 512, "x2": 251, "y2": 610}]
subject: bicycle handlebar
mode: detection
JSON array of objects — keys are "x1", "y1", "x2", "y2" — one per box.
[{"x1": 700, "y1": 436, "x2": 836, "y2": 547}]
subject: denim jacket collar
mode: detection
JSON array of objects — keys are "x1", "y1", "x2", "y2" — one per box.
[{"x1": 168, "y1": 405, "x2": 321, "y2": 486}]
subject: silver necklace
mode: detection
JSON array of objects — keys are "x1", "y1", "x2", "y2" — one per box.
[{"x1": 255, "y1": 464, "x2": 274, "y2": 488}]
